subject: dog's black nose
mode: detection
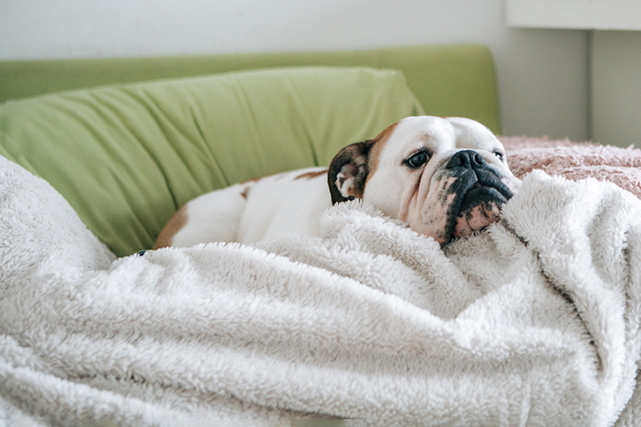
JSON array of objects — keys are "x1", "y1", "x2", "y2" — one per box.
[{"x1": 445, "y1": 150, "x2": 487, "y2": 170}]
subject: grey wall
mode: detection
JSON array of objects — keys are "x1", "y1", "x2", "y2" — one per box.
[
  {"x1": 591, "y1": 31, "x2": 641, "y2": 147},
  {"x1": 0, "y1": 0, "x2": 590, "y2": 140}
]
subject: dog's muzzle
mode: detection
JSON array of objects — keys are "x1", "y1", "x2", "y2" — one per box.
[{"x1": 441, "y1": 150, "x2": 515, "y2": 243}]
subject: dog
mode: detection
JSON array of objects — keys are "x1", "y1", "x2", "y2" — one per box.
[{"x1": 154, "y1": 116, "x2": 520, "y2": 249}]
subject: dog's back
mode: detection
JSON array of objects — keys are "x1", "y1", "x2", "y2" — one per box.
[{"x1": 154, "y1": 166, "x2": 330, "y2": 249}]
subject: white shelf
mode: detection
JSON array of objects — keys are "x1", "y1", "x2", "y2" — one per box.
[{"x1": 506, "y1": 0, "x2": 641, "y2": 30}]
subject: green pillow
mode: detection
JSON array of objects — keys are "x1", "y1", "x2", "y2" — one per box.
[{"x1": 0, "y1": 67, "x2": 424, "y2": 256}]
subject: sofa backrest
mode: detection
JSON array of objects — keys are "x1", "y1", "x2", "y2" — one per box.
[{"x1": 0, "y1": 44, "x2": 501, "y2": 134}]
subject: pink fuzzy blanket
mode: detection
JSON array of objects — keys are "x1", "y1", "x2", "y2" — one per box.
[{"x1": 500, "y1": 136, "x2": 641, "y2": 199}]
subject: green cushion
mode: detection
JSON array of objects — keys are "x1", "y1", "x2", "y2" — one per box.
[{"x1": 0, "y1": 67, "x2": 423, "y2": 257}]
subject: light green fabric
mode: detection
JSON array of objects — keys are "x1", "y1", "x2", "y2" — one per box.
[
  {"x1": 0, "y1": 67, "x2": 423, "y2": 256},
  {"x1": 0, "y1": 44, "x2": 501, "y2": 134}
]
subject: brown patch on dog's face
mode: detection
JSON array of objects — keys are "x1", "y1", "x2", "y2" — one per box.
[
  {"x1": 365, "y1": 122, "x2": 398, "y2": 186},
  {"x1": 154, "y1": 205, "x2": 188, "y2": 249},
  {"x1": 294, "y1": 169, "x2": 328, "y2": 181}
]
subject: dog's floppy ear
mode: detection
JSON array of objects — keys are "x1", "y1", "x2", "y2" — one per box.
[{"x1": 327, "y1": 140, "x2": 375, "y2": 204}]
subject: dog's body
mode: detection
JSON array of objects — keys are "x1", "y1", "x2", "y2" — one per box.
[
  {"x1": 155, "y1": 116, "x2": 520, "y2": 249},
  {"x1": 155, "y1": 166, "x2": 332, "y2": 247}
]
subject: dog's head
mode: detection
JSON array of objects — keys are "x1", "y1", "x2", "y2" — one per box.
[{"x1": 328, "y1": 116, "x2": 520, "y2": 245}]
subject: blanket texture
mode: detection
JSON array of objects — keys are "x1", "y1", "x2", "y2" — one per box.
[{"x1": 1, "y1": 152, "x2": 641, "y2": 426}]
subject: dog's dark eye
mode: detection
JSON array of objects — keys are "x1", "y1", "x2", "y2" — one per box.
[
  {"x1": 494, "y1": 151, "x2": 504, "y2": 161},
  {"x1": 406, "y1": 151, "x2": 430, "y2": 169}
]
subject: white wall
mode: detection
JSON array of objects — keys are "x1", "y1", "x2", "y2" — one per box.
[{"x1": 0, "y1": 0, "x2": 590, "y2": 140}]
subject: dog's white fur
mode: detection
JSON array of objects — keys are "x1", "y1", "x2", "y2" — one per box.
[{"x1": 155, "y1": 116, "x2": 519, "y2": 249}]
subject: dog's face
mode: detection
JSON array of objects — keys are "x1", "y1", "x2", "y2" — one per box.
[{"x1": 328, "y1": 116, "x2": 520, "y2": 245}]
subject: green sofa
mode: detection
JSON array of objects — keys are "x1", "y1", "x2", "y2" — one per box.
[{"x1": 0, "y1": 44, "x2": 500, "y2": 257}]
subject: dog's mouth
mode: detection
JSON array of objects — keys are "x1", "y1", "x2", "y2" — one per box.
[{"x1": 442, "y1": 169, "x2": 514, "y2": 244}]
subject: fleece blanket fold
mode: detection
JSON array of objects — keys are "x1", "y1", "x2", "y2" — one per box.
[{"x1": 1, "y1": 154, "x2": 641, "y2": 426}]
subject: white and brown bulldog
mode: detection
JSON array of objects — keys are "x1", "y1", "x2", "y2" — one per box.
[{"x1": 154, "y1": 116, "x2": 520, "y2": 249}]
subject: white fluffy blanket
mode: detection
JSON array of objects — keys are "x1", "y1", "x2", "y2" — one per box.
[{"x1": 2, "y1": 154, "x2": 641, "y2": 427}]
